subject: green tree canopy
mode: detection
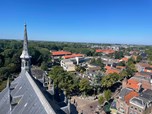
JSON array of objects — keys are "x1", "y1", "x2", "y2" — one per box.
[
  {"x1": 126, "y1": 58, "x2": 136, "y2": 77},
  {"x1": 75, "y1": 65, "x2": 86, "y2": 73},
  {"x1": 0, "y1": 54, "x2": 4, "y2": 67},
  {"x1": 90, "y1": 58, "x2": 105, "y2": 71},
  {"x1": 98, "y1": 95, "x2": 105, "y2": 105},
  {"x1": 104, "y1": 90, "x2": 112, "y2": 101},
  {"x1": 41, "y1": 62, "x2": 48, "y2": 71},
  {"x1": 114, "y1": 51, "x2": 124, "y2": 59},
  {"x1": 79, "y1": 78, "x2": 91, "y2": 95},
  {"x1": 101, "y1": 73, "x2": 119, "y2": 88},
  {"x1": 136, "y1": 55, "x2": 142, "y2": 63},
  {"x1": 49, "y1": 66, "x2": 80, "y2": 96}
]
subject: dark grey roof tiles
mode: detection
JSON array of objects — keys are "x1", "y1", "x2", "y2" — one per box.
[
  {"x1": 0, "y1": 87, "x2": 8, "y2": 101},
  {"x1": 140, "y1": 89, "x2": 152, "y2": 101},
  {"x1": 130, "y1": 89, "x2": 152, "y2": 109},
  {"x1": 119, "y1": 88, "x2": 133, "y2": 100},
  {"x1": 0, "y1": 87, "x2": 10, "y2": 114},
  {"x1": 0, "y1": 70, "x2": 57, "y2": 114},
  {"x1": 131, "y1": 97, "x2": 145, "y2": 106}
]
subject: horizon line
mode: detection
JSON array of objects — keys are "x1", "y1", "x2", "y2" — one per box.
[{"x1": 0, "y1": 38, "x2": 151, "y2": 46}]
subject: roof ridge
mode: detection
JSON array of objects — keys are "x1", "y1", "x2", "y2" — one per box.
[{"x1": 25, "y1": 71, "x2": 56, "y2": 114}]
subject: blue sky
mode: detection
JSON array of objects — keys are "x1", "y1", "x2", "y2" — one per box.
[{"x1": 0, "y1": 0, "x2": 152, "y2": 44}]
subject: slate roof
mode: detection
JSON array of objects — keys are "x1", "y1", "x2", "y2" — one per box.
[
  {"x1": 130, "y1": 89, "x2": 152, "y2": 109},
  {"x1": 119, "y1": 88, "x2": 133, "y2": 100},
  {"x1": 130, "y1": 97, "x2": 147, "y2": 109},
  {"x1": 0, "y1": 70, "x2": 67, "y2": 114},
  {"x1": 140, "y1": 89, "x2": 152, "y2": 101},
  {"x1": 0, "y1": 87, "x2": 10, "y2": 114}
]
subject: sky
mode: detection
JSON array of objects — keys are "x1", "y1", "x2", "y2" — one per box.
[{"x1": 0, "y1": 0, "x2": 152, "y2": 45}]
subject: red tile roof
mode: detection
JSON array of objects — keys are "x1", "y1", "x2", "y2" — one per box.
[
  {"x1": 105, "y1": 66, "x2": 111, "y2": 70},
  {"x1": 105, "y1": 65, "x2": 121, "y2": 74},
  {"x1": 62, "y1": 54, "x2": 84, "y2": 59},
  {"x1": 119, "y1": 57, "x2": 128, "y2": 62},
  {"x1": 124, "y1": 91, "x2": 139, "y2": 105},
  {"x1": 96, "y1": 49, "x2": 115, "y2": 54},
  {"x1": 106, "y1": 68, "x2": 120, "y2": 74},
  {"x1": 126, "y1": 79, "x2": 140, "y2": 91},
  {"x1": 52, "y1": 51, "x2": 71, "y2": 56}
]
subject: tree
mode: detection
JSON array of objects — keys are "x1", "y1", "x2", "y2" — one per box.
[
  {"x1": 114, "y1": 51, "x2": 124, "y2": 59},
  {"x1": 38, "y1": 48, "x2": 51, "y2": 62},
  {"x1": 119, "y1": 70, "x2": 127, "y2": 80},
  {"x1": 117, "y1": 61, "x2": 125, "y2": 66},
  {"x1": 136, "y1": 55, "x2": 142, "y2": 63},
  {"x1": 41, "y1": 62, "x2": 48, "y2": 71},
  {"x1": 49, "y1": 66, "x2": 80, "y2": 96},
  {"x1": 75, "y1": 65, "x2": 86, "y2": 73},
  {"x1": 90, "y1": 58, "x2": 105, "y2": 71},
  {"x1": 8, "y1": 63, "x2": 18, "y2": 73},
  {"x1": 101, "y1": 75, "x2": 114, "y2": 88},
  {"x1": 101, "y1": 73, "x2": 119, "y2": 88},
  {"x1": 79, "y1": 78, "x2": 91, "y2": 96},
  {"x1": 0, "y1": 54, "x2": 4, "y2": 67},
  {"x1": 2, "y1": 49, "x2": 16, "y2": 58},
  {"x1": 145, "y1": 47, "x2": 152, "y2": 62},
  {"x1": 126, "y1": 58, "x2": 136, "y2": 77},
  {"x1": 0, "y1": 67, "x2": 10, "y2": 81},
  {"x1": 49, "y1": 66, "x2": 65, "y2": 81},
  {"x1": 104, "y1": 90, "x2": 112, "y2": 101},
  {"x1": 98, "y1": 95, "x2": 104, "y2": 105}
]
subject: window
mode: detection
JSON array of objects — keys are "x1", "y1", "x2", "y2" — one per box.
[
  {"x1": 135, "y1": 107, "x2": 137, "y2": 110},
  {"x1": 25, "y1": 61, "x2": 28, "y2": 66}
]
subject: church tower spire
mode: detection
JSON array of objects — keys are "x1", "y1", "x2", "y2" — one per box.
[{"x1": 20, "y1": 24, "x2": 31, "y2": 72}]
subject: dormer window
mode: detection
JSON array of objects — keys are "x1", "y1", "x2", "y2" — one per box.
[
  {"x1": 11, "y1": 95, "x2": 22, "y2": 107},
  {"x1": 10, "y1": 83, "x2": 17, "y2": 90}
]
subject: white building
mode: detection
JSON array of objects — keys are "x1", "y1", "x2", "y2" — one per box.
[{"x1": 60, "y1": 59, "x2": 75, "y2": 72}]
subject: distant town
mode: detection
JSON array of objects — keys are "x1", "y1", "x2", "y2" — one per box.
[{"x1": 0, "y1": 30, "x2": 152, "y2": 114}]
